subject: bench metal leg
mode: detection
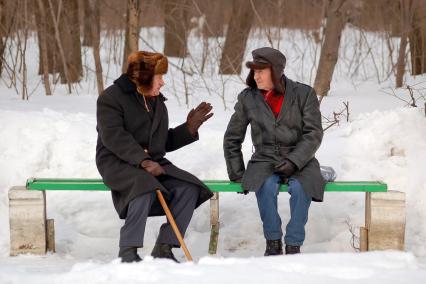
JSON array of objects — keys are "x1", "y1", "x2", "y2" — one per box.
[
  {"x1": 208, "y1": 192, "x2": 219, "y2": 255},
  {"x1": 365, "y1": 191, "x2": 406, "y2": 251},
  {"x1": 9, "y1": 186, "x2": 47, "y2": 255}
]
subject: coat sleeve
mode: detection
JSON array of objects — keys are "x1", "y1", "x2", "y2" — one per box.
[
  {"x1": 223, "y1": 91, "x2": 250, "y2": 181},
  {"x1": 165, "y1": 122, "x2": 199, "y2": 152},
  {"x1": 287, "y1": 87, "x2": 323, "y2": 170},
  {"x1": 97, "y1": 92, "x2": 151, "y2": 166}
]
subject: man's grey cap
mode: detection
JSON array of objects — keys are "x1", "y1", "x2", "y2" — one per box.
[{"x1": 245, "y1": 47, "x2": 286, "y2": 72}]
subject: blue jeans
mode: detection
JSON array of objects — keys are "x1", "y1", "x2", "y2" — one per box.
[{"x1": 255, "y1": 174, "x2": 311, "y2": 246}]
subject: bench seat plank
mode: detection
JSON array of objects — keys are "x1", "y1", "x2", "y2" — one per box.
[{"x1": 26, "y1": 178, "x2": 387, "y2": 192}]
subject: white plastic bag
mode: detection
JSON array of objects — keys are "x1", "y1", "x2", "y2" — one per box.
[{"x1": 320, "y1": 166, "x2": 337, "y2": 182}]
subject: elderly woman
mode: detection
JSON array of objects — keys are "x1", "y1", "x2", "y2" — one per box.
[{"x1": 96, "y1": 51, "x2": 213, "y2": 263}]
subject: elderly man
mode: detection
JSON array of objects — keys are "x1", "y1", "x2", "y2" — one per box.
[
  {"x1": 224, "y1": 47, "x2": 325, "y2": 255},
  {"x1": 96, "y1": 51, "x2": 213, "y2": 263}
]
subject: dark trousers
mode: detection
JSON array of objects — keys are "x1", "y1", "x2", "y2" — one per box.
[{"x1": 119, "y1": 176, "x2": 199, "y2": 248}]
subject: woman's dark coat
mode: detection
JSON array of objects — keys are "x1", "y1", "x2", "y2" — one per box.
[
  {"x1": 223, "y1": 76, "x2": 325, "y2": 201},
  {"x1": 96, "y1": 74, "x2": 213, "y2": 219}
]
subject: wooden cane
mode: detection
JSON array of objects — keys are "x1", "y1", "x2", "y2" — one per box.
[{"x1": 156, "y1": 189, "x2": 193, "y2": 262}]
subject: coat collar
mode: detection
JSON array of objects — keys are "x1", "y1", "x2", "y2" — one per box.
[
  {"x1": 254, "y1": 89, "x2": 274, "y2": 120},
  {"x1": 276, "y1": 76, "x2": 297, "y2": 122},
  {"x1": 253, "y1": 76, "x2": 297, "y2": 122},
  {"x1": 114, "y1": 74, "x2": 136, "y2": 93}
]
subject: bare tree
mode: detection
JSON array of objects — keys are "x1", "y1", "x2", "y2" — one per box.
[
  {"x1": 314, "y1": 0, "x2": 359, "y2": 99},
  {"x1": 59, "y1": 0, "x2": 82, "y2": 84},
  {"x1": 0, "y1": 0, "x2": 6, "y2": 76},
  {"x1": 199, "y1": 0, "x2": 225, "y2": 38},
  {"x1": 47, "y1": 0, "x2": 72, "y2": 92},
  {"x1": 82, "y1": 0, "x2": 94, "y2": 47},
  {"x1": 396, "y1": 0, "x2": 413, "y2": 88},
  {"x1": 409, "y1": 0, "x2": 426, "y2": 75},
  {"x1": 219, "y1": 0, "x2": 256, "y2": 74},
  {"x1": 11, "y1": 0, "x2": 30, "y2": 100},
  {"x1": 46, "y1": 0, "x2": 82, "y2": 87},
  {"x1": 89, "y1": 0, "x2": 104, "y2": 95},
  {"x1": 122, "y1": 0, "x2": 140, "y2": 73},
  {"x1": 163, "y1": 0, "x2": 189, "y2": 58},
  {"x1": 0, "y1": 0, "x2": 17, "y2": 77},
  {"x1": 36, "y1": 0, "x2": 61, "y2": 76},
  {"x1": 35, "y1": 0, "x2": 52, "y2": 95}
]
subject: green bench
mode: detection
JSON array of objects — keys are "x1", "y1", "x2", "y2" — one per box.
[
  {"x1": 8, "y1": 178, "x2": 405, "y2": 256},
  {"x1": 25, "y1": 178, "x2": 388, "y2": 192}
]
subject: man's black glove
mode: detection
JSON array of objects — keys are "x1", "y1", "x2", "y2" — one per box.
[
  {"x1": 186, "y1": 102, "x2": 214, "y2": 137},
  {"x1": 274, "y1": 159, "x2": 297, "y2": 178},
  {"x1": 232, "y1": 178, "x2": 249, "y2": 195}
]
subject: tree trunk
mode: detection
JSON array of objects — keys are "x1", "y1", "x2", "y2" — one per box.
[
  {"x1": 0, "y1": 0, "x2": 7, "y2": 77},
  {"x1": 0, "y1": 0, "x2": 15, "y2": 77},
  {"x1": 314, "y1": 0, "x2": 351, "y2": 97},
  {"x1": 35, "y1": 0, "x2": 58, "y2": 75},
  {"x1": 58, "y1": 0, "x2": 82, "y2": 83},
  {"x1": 35, "y1": 0, "x2": 52, "y2": 95},
  {"x1": 18, "y1": 0, "x2": 30, "y2": 100},
  {"x1": 82, "y1": 0, "x2": 93, "y2": 46},
  {"x1": 396, "y1": 0, "x2": 413, "y2": 88},
  {"x1": 163, "y1": 0, "x2": 189, "y2": 58},
  {"x1": 47, "y1": 0, "x2": 72, "y2": 92},
  {"x1": 122, "y1": 0, "x2": 140, "y2": 73},
  {"x1": 409, "y1": 0, "x2": 426, "y2": 75},
  {"x1": 0, "y1": 0, "x2": 5, "y2": 76},
  {"x1": 39, "y1": 0, "x2": 61, "y2": 75},
  {"x1": 199, "y1": 0, "x2": 225, "y2": 38},
  {"x1": 396, "y1": 35, "x2": 409, "y2": 87},
  {"x1": 219, "y1": 0, "x2": 255, "y2": 75},
  {"x1": 89, "y1": 0, "x2": 103, "y2": 95},
  {"x1": 34, "y1": 1, "x2": 44, "y2": 76}
]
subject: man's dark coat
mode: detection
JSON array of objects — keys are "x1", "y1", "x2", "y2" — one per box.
[{"x1": 223, "y1": 76, "x2": 325, "y2": 201}]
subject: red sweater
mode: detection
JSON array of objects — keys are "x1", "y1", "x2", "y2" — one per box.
[{"x1": 262, "y1": 90, "x2": 284, "y2": 118}]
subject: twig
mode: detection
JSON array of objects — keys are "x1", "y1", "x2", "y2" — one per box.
[{"x1": 345, "y1": 219, "x2": 360, "y2": 252}]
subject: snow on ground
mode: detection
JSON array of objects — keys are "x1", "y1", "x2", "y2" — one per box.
[
  {"x1": 1, "y1": 252, "x2": 426, "y2": 284},
  {"x1": 0, "y1": 27, "x2": 426, "y2": 282}
]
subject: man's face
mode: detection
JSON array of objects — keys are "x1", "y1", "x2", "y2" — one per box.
[
  {"x1": 253, "y1": 68, "x2": 274, "y2": 91},
  {"x1": 148, "y1": 74, "x2": 165, "y2": 96}
]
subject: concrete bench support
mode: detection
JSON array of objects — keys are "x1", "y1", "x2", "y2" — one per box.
[
  {"x1": 365, "y1": 190, "x2": 406, "y2": 251},
  {"x1": 9, "y1": 186, "x2": 47, "y2": 256}
]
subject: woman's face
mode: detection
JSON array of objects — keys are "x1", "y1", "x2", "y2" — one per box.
[
  {"x1": 147, "y1": 74, "x2": 165, "y2": 96},
  {"x1": 253, "y1": 68, "x2": 274, "y2": 91}
]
